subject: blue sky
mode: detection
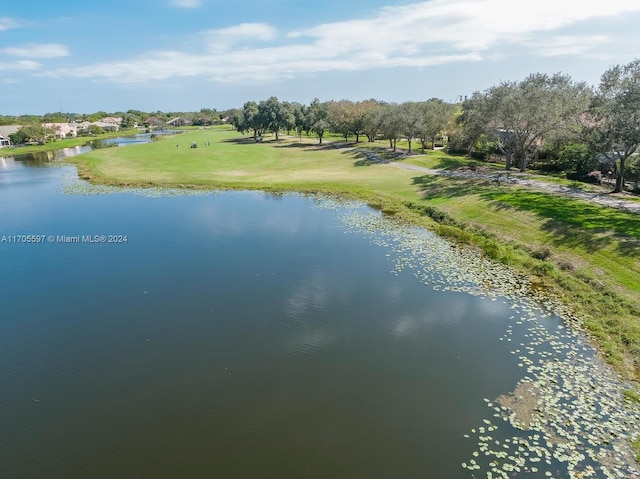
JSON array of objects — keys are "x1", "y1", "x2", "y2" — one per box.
[{"x1": 2, "y1": 0, "x2": 640, "y2": 115}]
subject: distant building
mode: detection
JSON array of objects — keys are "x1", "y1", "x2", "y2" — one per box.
[
  {"x1": 166, "y1": 117, "x2": 191, "y2": 127},
  {"x1": 0, "y1": 125, "x2": 21, "y2": 147},
  {"x1": 101, "y1": 117, "x2": 122, "y2": 126},
  {"x1": 145, "y1": 116, "x2": 165, "y2": 128},
  {"x1": 72, "y1": 121, "x2": 91, "y2": 133},
  {"x1": 90, "y1": 121, "x2": 119, "y2": 131},
  {"x1": 43, "y1": 122, "x2": 78, "y2": 139}
]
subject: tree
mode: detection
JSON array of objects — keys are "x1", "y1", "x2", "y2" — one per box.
[
  {"x1": 417, "y1": 99, "x2": 457, "y2": 153},
  {"x1": 378, "y1": 104, "x2": 402, "y2": 151},
  {"x1": 121, "y1": 113, "x2": 140, "y2": 129},
  {"x1": 13, "y1": 124, "x2": 49, "y2": 145},
  {"x1": 585, "y1": 59, "x2": 640, "y2": 192},
  {"x1": 556, "y1": 142, "x2": 598, "y2": 176},
  {"x1": 462, "y1": 73, "x2": 591, "y2": 172},
  {"x1": 362, "y1": 102, "x2": 385, "y2": 142},
  {"x1": 352, "y1": 100, "x2": 380, "y2": 144},
  {"x1": 235, "y1": 101, "x2": 263, "y2": 139},
  {"x1": 291, "y1": 102, "x2": 308, "y2": 140},
  {"x1": 258, "y1": 97, "x2": 293, "y2": 141},
  {"x1": 307, "y1": 98, "x2": 329, "y2": 145},
  {"x1": 327, "y1": 100, "x2": 355, "y2": 143},
  {"x1": 87, "y1": 124, "x2": 105, "y2": 136},
  {"x1": 399, "y1": 102, "x2": 422, "y2": 153},
  {"x1": 85, "y1": 111, "x2": 108, "y2": 122}
]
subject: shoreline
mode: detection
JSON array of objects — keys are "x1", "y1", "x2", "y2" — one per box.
[
  {"x1": 68, "y1": 128, "x2": 640, "y2": 384},
  {"x1": 62, "y1": 167, "x2": 640, "y2": 473}
]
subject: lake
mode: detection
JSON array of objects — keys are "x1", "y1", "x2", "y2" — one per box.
[{"x1": 0, "y1": 155, "x2": 638, "y2": 479}]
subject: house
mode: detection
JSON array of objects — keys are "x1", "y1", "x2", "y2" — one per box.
[
  {"x1": 72, "y1": 121, "x2": 91, "y2": 133},
  {"x1": 43, "y1": 123, "x2": 78, "y2": 139},
  {"x1": 145, "y1": 116, "x2": 165, "y2": 128},
  {"x1": 101, "y1": 117, "x2": 122, "y2": 126},
  {"x1": 90, "y1": 121, "x2": 119, "y2": 131},
  {"x1": 0, "y1": 125, "x2": 21, "y2": 147},
  {"x1": 166, "y1": 117, "x2": 191, "y2": 127}
]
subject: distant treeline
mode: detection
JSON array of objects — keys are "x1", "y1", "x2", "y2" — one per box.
[{"x1": 3, "y1": 59, "x2": 639, "y2": 192}]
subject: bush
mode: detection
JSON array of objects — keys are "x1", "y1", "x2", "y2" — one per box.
[
  {"x1": 529, "y1": 161, "x2": 564, "y2": 173},
  {"x1": 558, "y1": 143, "x2": 598, "y2": 175},
  {"x1": 566, "y1": 171, "x2": 602, "y2": 184}
]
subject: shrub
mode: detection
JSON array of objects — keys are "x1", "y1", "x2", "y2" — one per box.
[
  {"x1": 558, "y1": 143, "x2": 598, "y2": 175},
  {"x1": 529, "y1": 161, "x2": 564, "y2": 173},
  {"x1": 566, "y1": 171, "x2": 602, "y2": 184}
]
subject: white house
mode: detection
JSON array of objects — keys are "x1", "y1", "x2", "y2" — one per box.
[{"x1": 0, "y1": 125, "x2": 21, "y2": 148}]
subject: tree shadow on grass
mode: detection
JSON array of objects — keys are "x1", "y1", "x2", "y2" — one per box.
[
  {"x1": 221, "y1": 137, "x2": 258, "y2": 145},
  {"x1": 481, "y1": 189, "x2": 640, "y2": 255},
  {"x1": 350, "y1": 147, "x2": 411, "y2": 167},
  {"x1": 272, "y1": 141, "x2": 316, "y2": 149},
  {"x1": 431, "y1": 156, "x2": 483, "y2": 170},
  {"x1": 412, "y1": 175, "x2": 640, "y2": 255},
  {"x1": 412, "y1": 174, "x2": 486, "y2": 198}
]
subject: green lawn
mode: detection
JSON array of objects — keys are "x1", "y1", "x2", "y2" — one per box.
[{"x1": 72, "y1": 126, "x2": 640, "y2": 380}]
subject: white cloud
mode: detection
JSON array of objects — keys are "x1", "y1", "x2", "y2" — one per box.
[
  {"x1": 168, "y1": 0, "x2": 202, "y2": 8},
  {"x1": 45, "y1": 0, "x2": 640, "y2": 84},
  {"x1": 204, "y1": 23, "x2": 277, "y2": 51},
  {"x1": 530, "y1": 35, "x2": 611, "y2": 57},
  {"x1": 0, "y1": 60, "x2": 42, "y2": 70},
  {"x1": 4, "y1": 43, "x2": 70, "y2": 58},
  {"x1": 0, "y1": 17, "x2": 21, "y2": 31}
]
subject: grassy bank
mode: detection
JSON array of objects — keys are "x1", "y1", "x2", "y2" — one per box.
[
  {"x1": 4, "y1": 129, "x2": 140, "y2": 155},
  {"x1": 71, "y1": 126, "x2": 640, "y2": 380}
]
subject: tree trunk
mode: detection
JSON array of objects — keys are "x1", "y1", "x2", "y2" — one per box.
[
  {"x1": 355, "y1": 133, "x2": 360, "y2": 144},
  {"x1": 407, "y1": 138, "x2": 412, "y2": 153},
  {"x1": 393, "y1": 138, "x2": 397, "y2": 152},
  {"x1": 505, "y1": 150, "x2": 512, "y2": 171},
  {"x1": 421, "y1": 140, "x2": 426, "y2": 154},
  {"x1": 615, "y1": 157, "x2": 626, "y2": 192},
  {"x1": 520, "y1": 155, "x2": 527, "y2": 173},
  {"x1": 389, "y1": 139, "x2": 393, "y2": 149}
]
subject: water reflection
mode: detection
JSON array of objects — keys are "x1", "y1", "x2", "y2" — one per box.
[
  {"x1": 0, "y1": 132, "x2": 166, "y2": 166},
  {"x1": 0, "y1": 162, "x2": 638, "y2": 479}
]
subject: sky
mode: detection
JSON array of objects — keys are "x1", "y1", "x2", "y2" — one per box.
[{"x1": 2, "y1": 0, "x2": 640, "y2": 115}]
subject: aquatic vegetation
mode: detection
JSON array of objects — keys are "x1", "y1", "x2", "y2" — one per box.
[
  {"x1": 59, "y1": 168, "x2": 217, "y2": 197},
  {"x1": 58, "y1": 175, "x2": 640, "y2": 477},
  {"x1": 338, "y1": 209, "x2": 640, "y2": 479}
]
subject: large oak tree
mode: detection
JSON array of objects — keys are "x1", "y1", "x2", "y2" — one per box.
[
  {"x1": 586, "y1": 59, "x2": 640, "y2": 192},
  {"x1": 462, "y1": 73, "x2": 591, "y2": 172}
]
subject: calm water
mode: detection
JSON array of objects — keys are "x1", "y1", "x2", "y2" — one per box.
[{"x1": 0, "y1": 158, "x2": 633, "y2": 478}]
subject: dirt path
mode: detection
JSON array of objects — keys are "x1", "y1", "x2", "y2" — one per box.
[{"x1": 390, "y1": 161, "x2": 640, "y2": 213}]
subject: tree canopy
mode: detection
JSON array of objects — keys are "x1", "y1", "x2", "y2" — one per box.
[
  {"x1": 585, "y1": 59, "x2": 640, "y2": 192},
  {"x1": 461, "y1": 73, "x2": 592, "y2": 172}
]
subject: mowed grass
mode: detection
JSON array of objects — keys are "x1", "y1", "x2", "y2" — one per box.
[
  {"x1": 72, "y1": 126, "x2": 640, "y2": 379},
  {"x1": 75, "y1": 128, "x2": 424, "y2": 200}
]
